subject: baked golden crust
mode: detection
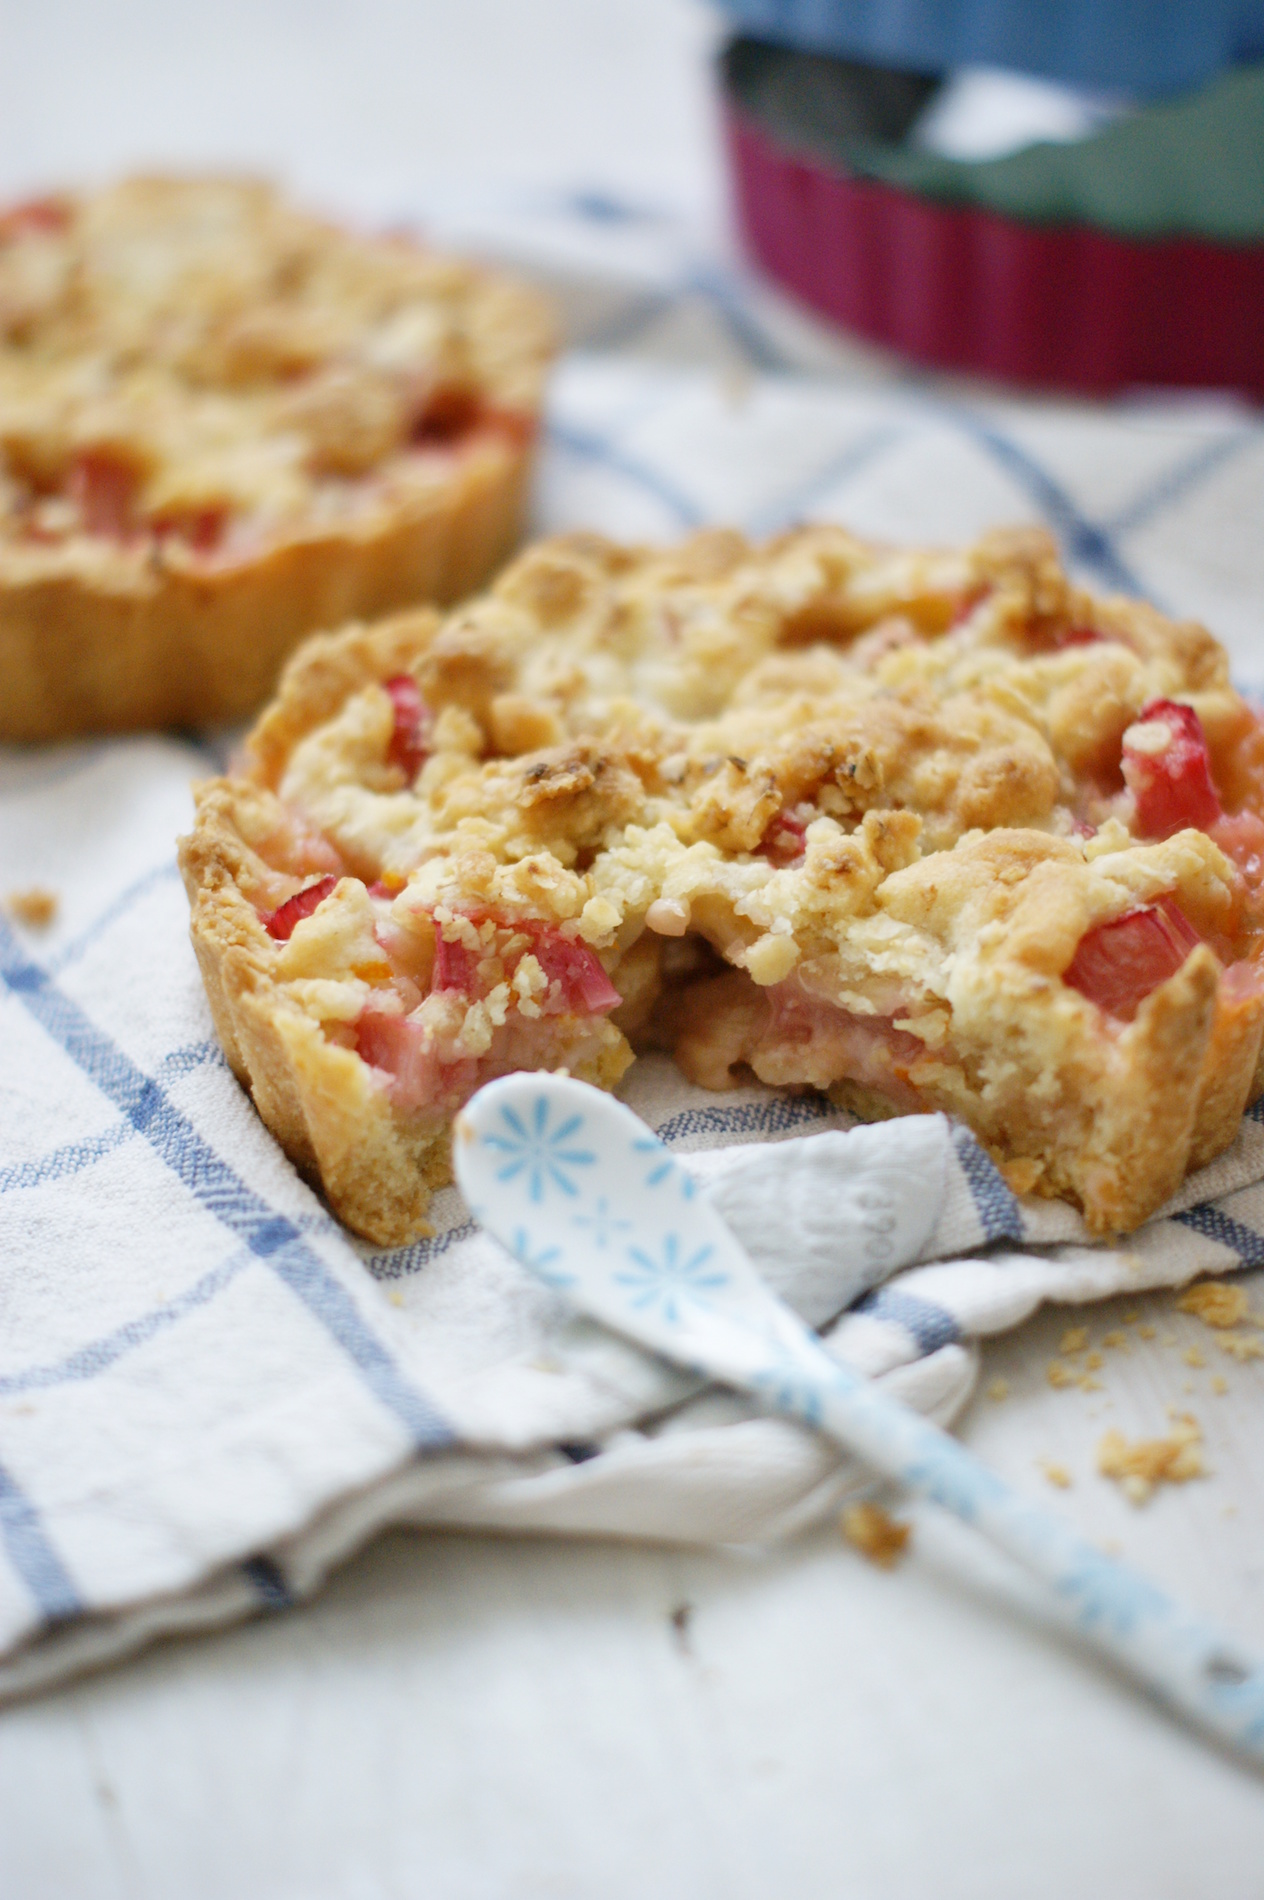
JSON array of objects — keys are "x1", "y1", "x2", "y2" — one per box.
[
  {"x1": 0, "y1": 177, "x2": 554, "y2": 738},
  {"x1": 180, "y1": 524, "x2": 1264, "y2": 1243}
]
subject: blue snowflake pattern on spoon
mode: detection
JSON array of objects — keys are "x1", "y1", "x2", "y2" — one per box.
[{"x1": 481, "y1": 1096, "x2": 595, "y2": 1202}]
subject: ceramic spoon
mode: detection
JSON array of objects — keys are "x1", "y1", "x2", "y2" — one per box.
[{"x1": 455, "y1": 1072, "x2": 1264, "y2": 1769}]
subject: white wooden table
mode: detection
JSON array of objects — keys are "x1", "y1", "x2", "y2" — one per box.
[{"x1": 3, "y1": 5, "x2": 1263, "y2": 1892}]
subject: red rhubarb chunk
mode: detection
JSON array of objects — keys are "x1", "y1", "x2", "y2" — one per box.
[
  {"x1": 153, "y1": 506, "x2": 228, "y2": 554},
  {"x1": 1055, "y1": 625, "x2": 1103, "y2": 648},
  {"x1": 68, "y1": 450, "x2": 141, "y2": 539},
  {"x1": 409, "y1": 385, "x2": 480, "y2": 446},
  {"x1": 1209, "y1": 810, "x2": 1264, "y2": 894},
  {"x1": 431, "y1": 930, "x2": 479, "y2": 993},
  {"x1": 356, "y1": 1009, "x2": 476, "y2": 1111},
  {"x1": 1123, "y1": 699, "x2": 1223, "y2": 839},
  {"x1": 1064, "y1": 896, "x2": 1201, "y2": 1022},
  {"x1": 384, "y1": 674, "x2": 432, "y2": 781},
  {"x1": 758, "y1": 811, "x2": 808, "y2": 866},
  {"x1": 523, "y1": 923, "x2": 621, "y2": 1014},
  {"x1": 1, "y1": 197, "x2": 70, "y2": 238},
  {"x1": 265, "y1": 876, "x2": 338, "y2": 941}
]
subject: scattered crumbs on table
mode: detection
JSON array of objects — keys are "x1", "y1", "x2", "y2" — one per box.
[
  {"x1": 1138, "y1": 1322, "x2": 1157, "y2": 1340},
  {"x1": 387, "y1": 1289, "x2": 405, "y2": 1307},
  {"x1": 1122, "y1": 1311, "x2": 1140, "y2": 1325},
  {"x1": 1060, "y1": 1327, "x2": 1089, "y2": 1355},
  {"x1": 1096, "y1": 1413, "x2": 1204, "y2": 1506},
  {"x1": 1085, "y1": 1350, "x2": 1104, "y2": 1371},
  {"x1": 842, "y1": 1502, "x2": 911, "y2": 1569},
  {"x1": 1102, "y1": 1329, "x2": 1129, "y2": 1351},
  {"x1": 1211, "y1": 1374, "x2": 1229, "y2": 1395},
  {"x1": 1077, "y1": 1373, "x2": 1103, "y2": 1391},
  {"x1": 1039, "y1": 1459, "x2": 1073, "y2": 1489},
  {"x1": 4, "y1": 886, "x2": 58, "y2": 928},
  {"x1": 1182, "y1": 1345, "x2": 1206, "y2": 1368},
  {"x1": 1160, "y1": 1333, "x2": 1178, "y2": 1348},
  {"x1": 986, "y1": 1377, "x2": 1010, "y2": 1402},
  {"x1": 1223, "y1": 1503, "x2": 1239, "y2": 1517},
  {"x1": 1218, "y1": 1333, "x2": 1263, "y2": 1362},
  {"x1": 1176, "y1": 1281, "x2": 1253, "y2": 1330},
  {"x1": 1046, "y1": 1360, "x2": 1073, "y2": 1389}
]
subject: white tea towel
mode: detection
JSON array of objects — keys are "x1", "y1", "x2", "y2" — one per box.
[{"x1": 3, "y1": 349, "x2": 1264, "y2": 1700}]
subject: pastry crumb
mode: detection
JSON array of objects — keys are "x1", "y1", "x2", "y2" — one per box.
[
  {"x1": 1040, "y1": 1459, "x2": 1073, "y2": 1489},
  {"x1": 1218, "y1": 1333, "x2": 1264, "y2": 1362},
  {"x1": 1059, "y1": 1327, "x2": 1089, "y2": 1355},
  {"x1": 842, "y1": 1502, "x2": 911, "y2": 1569},
  {"x1": 1084, "y1": 1350, "x2": 1104, "y2": 1371},
  {"x1": 1046, "y1": 1360, "x2": 1074, "y2": 1389},
  {"x1": 1138, "y1": 1323, "x2": 1156, "y2": 1340},
  {"x1": 1211, "y1": 1374, "x2": 1229, "y2": 1395},
  {"x1": 1077, "y1": 1373, "x2": 1103, "y2": 1391},
  {"x1": 1123, "y1": 1310, "x2": 1140, "y2": 1325},
  {"x1": 1182, "y1": 1345, "x2": 1206, "y2": 1368},
  {"x1": 1102, "y1": 1329, "x2": 1129, "y2": 1351},
  {"x1": 1177, "y1": 1281, "x2": 1253, "y2": 1330},
  {"x1": 5, "y1": 886, "x2": 58, "y2": 927},
  {"x1": 1096, "y1": 1413, "x2": 1205, "y2": 1506},
  {"x1": 986, "y1": 1377, "x2": 1010, "y2": 1402}
]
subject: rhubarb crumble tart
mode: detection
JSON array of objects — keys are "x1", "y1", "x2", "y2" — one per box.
[
  {"x1": 179, "y1": 524, "x2": 1264, "y2": 1245},
  {"x1": 0, "y1": 177, "x2": 553, "y2": 739}
]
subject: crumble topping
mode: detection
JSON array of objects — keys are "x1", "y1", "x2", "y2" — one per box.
[{"x1": 0, "y1": 178, "x2": 552, "y2": 575}]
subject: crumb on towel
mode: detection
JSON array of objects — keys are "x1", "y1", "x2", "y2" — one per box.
[
  {"x1": 1177, "y1": 1281, "x2": 1253, "y2": 1330},
  {"x1": 842, "y1": 1502, "x2": 911, "y2": 1569},
  {"x1": 5, "y1": 886, "x2": 58, "y2": 927}
]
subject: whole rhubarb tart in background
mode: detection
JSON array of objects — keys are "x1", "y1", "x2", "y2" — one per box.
[
  {"x1": 0, "y1": 177, "x2": 554, "y2": 740},
  {"x1": 179, "y1": 524, "x2": 1264, "y2": 1245}
]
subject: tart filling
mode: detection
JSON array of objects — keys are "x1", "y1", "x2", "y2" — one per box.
[{"x1": 181, "y1": 525, "x2": 1264, "y2": 1243}]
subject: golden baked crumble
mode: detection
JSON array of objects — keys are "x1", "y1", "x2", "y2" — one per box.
[
  {"x1": 0, "y1": 177, "x2": 554, "y2": 737},
  {"x1": 180, "y1": 523, "x2": 1264, "y2": 1245}
]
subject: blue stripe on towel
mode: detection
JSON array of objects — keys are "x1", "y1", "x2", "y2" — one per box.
[
  {"x1": 949, "y1": 409, "x2": 1146, "y2": 599},
  {"x1": 1173, "y1": 1204, "x2": 1264, "y2": 1266},
  {"x1": 241, "y1": 1555, "x2": 292, "y2": 1610},
  {"x1": 854, "y1": 1285, "x2": 960, "y2": 1354},
  {"x1": 0, "y1": 1462, "x2": 81, "y2": 1623},
  {"x1": 952, "y1": 1127, "x2": 1024, "y2": 1244},
  {"x1": 0, "y1": 920, "x2": 452, "y2": 1453}
]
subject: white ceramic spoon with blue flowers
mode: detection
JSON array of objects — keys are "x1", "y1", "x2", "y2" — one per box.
[{"x1": 455, "y1": 1071, "x2": 1264, "y2": 1770}]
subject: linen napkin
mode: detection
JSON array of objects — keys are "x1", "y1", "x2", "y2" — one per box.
[{"x1": 3, "y1": 350, "x2": 1264, "y2": 1700}]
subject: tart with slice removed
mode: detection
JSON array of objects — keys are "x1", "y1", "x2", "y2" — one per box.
[{"x1": 180, "y1": 523, "x2": 1264, "y2": 1244}]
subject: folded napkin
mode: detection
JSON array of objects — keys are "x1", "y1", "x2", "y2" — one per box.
[{"x1": 3, "y1": 353, "x2": 1263, "y2": 1700}]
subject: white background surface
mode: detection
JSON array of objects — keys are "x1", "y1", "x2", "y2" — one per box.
[{"x1": 3, "y1": 4, "x2": 1264, "y2": 1895}]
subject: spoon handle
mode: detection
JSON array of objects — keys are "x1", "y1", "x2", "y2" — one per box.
[
  {"x1": 455, "y1": 1072, "x2": 1264, "y2": 1769},
  {"x1": 721, "y1": 1327, "x2": 1264, "y2": 1764}
]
